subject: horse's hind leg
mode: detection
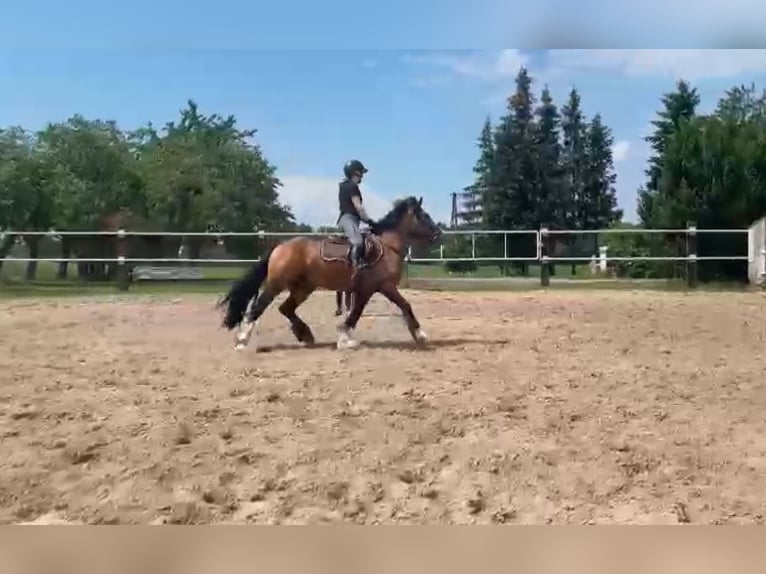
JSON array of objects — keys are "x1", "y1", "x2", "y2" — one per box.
[
  {"x1": 336, "y1": 288, "x2": 373, "y2": 350},
  {"x1": 280, "y1": 282, "x2": 316, "y2": 345},
  {"x1": 235, "y1": 284, "x2": 281, "y2": 351}
]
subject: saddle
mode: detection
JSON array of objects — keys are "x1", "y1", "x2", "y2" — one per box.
[{"x1": 320, "y1": 232, "x2": 383, "y2": 267}]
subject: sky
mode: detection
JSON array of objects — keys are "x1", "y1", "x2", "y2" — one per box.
[{"x1": 3, "y1": 47, "x2": 766, "y2": 227}]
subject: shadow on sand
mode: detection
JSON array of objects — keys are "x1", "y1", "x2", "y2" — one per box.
[{"x1": 252, "y1": 337, "x2": 510, "y2": 354}]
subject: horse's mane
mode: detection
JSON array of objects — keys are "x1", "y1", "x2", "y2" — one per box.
[{"x1": 372, "y1": 196, "x2": 419, "y2": 232}]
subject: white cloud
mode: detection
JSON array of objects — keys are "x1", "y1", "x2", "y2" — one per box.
[
  {"x1": 494, "y1": 49, "x2": 528, "y2": 77},
  {"x1": 547, "y1": 49, "x2": 766, "y2": 80},
  {"x1": 611, "y1": 140, "x2": 630, "y2": 163},
  {"x1": 410, "y1": 75, "x2": 452, "y2": 88},
  {"x1": 403, "y1": 49, "x2": 529, "y2": 82},
  {"x1": 278, "y1": 176, "x2": 393, "y2": 227},
  {"x1": 407, "y1": 49, "x2": 766, "y2": 86}
]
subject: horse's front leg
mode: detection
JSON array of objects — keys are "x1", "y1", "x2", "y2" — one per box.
[
  {"x1": 378, "y1": 283, "x2": 428, "y2": 344},
  {"x1": 344, "y1": 290, "x2": 354, "y2": 312},
  {"x1": 334, "y1": 290, "x2": 344, "y2": 316}
]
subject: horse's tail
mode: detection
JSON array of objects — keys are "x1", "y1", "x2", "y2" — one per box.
[{"x1": 218, "y1": 246, "x2": 275, "y2": 330}]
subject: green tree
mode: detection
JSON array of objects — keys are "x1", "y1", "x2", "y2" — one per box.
[
  {"x1": 36, "y1": 115, "x2": 145, "y2": 279},
  {"x1": 137, "y1": 100, "x2": 295, "y2": 261},
  {"x1": 484, "y1": 66, "x2": 537, "y2": 273},
  {"x1": 0, "y1": 127, "x2": 61, "y2": 278},
  {"x1": 532, "y1": 85, "x2": 566, "y2": 228},
  {"x1": 714, "y1": 83, "x2": 766, "y2": 125},
  {"x1": 460, "y1": 116, "x2": 494, "y2": 228},
  {"x1": 580, "y1": 114, "x2": 623, "y2": 229},
  {"x1": 638, "y1": 80, "x2": 700, "y2": 225},
  {"x1": 644, "y1": 83, "x2": 766, "y2": 281},
  {"x1": 558, "y1": 88, "x2": 590, "y2": 274},
  {"x1": 560, "y1": 87, "x2": 587, "y2": 229}
]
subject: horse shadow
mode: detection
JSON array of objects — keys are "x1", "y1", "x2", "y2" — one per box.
[{"x1": 252, "y1": 337, "x2": 509, "y2": 354}]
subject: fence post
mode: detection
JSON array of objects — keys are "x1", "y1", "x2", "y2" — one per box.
[
  {"x1": 686, "y1": 222, "x2": 698, "y2": 289},
  {"x1": 539, "y1": 226, "x2": 550, "y2": 287},
  {"x1": 116, "y1": 228, "x2": 129, "y2": 291}
]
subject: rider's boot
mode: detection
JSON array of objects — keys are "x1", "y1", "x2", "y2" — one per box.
[{"x1": 349, "y1": 244, "x2": 365, "y2": 290}]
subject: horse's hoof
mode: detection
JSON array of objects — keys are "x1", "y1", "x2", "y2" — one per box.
[
  {"x1": 235, "y1": 343, "x2": 246, "y2": 351},
  {"x1": 337, "y1": 332, "x2": 359, "y2": 350},
  {"x1": 414, "y1": 328, "x2": 429, "y2": 344}
]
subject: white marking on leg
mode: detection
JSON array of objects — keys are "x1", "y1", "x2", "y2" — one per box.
[
  {"x1": 337, "y1": 330, "x2": 360, "y2": 350},
  {"x1": 415, "y1": 328, "x2": 429, "y2": 343},
  {"x1": 235, "y1": 321, "x2": 255, "y2": 351}
]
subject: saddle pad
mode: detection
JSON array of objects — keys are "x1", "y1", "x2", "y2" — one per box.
[
  {"x1": 320, "y1": 237, "x2": 352, "y2": 261},
  {"x1": 320, "y1": 235, "x2": 383, "y2": 266}
]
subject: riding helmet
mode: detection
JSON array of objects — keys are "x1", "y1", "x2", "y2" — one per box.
[{"x1": 343, "y1": 159, "x2": 368, "y2": 178}]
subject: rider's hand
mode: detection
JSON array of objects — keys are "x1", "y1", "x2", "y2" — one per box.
[{"x1": 363, "y1": 219, "x2": 378, "y2": 233}]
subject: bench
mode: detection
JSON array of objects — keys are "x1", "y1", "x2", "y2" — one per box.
[{"x1": 131, "y1": 265, "x2": 204, "y2": 281}]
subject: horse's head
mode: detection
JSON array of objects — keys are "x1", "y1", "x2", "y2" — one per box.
[
  {"x1": 376, "y1": 196, "x2": 442, "y2": 244},
  {"x1": 406, "y1": 196, "x2": 442, "y2": 243}
]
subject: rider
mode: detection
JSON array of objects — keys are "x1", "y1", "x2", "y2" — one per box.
[{"x1": 337, "y1": 159, "x2": 374, "y2": 273}]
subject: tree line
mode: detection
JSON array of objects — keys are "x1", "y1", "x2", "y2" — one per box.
[
  {"x1": 3, "y1": 75, "x2": 766, "y2": 284},
  {"x1": 0, "y1": 100, "x2": 311, "y2": 280},
  {"x1": 457, "y1": 67, "x2": 766, "y2": 281},
  {"x1": 453, "y1": 67, "x2": 622, "y2": 274},
  {"x1": 632, "y1": 80, "x2": 766, "y2": 281}
]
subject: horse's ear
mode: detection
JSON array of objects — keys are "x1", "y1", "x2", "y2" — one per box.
[{"x1": 418, "y1": 196, "x2": 423, "y2": 206}]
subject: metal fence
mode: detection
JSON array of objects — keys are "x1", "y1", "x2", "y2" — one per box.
[{"x1": 1, "y1": 223, "x2": 762, "y2": 290}]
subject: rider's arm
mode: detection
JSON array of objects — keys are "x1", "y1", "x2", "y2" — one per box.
[{"x1": 351, "y1": 195, "x2": 370, "y2": 222}]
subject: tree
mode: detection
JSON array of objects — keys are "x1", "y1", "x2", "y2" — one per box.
[
  {"x1": 137, "y1": 100, "x2": 295, "y2": 261},
  {"x1": 532, "y1": 85, "x2": 566, "y2": 228},
  {"x1": 715, "y1": 83, "x2": 766, "y2": 125},
  {"x1": 36, "y1": 116, "x2": 145, "y2": 279},
  {"x1": 459, "y1": 117, "x2": 494, "y2": 227},
  {"x1": 638, "y1": 80, "x2": 700, "y2": 225},
  {"x1": 641, "y1": 83, "x2": 766, "y2": 281},
  {"x1": 484, "y1": 66, "x2": 537, "y2": 273},
  {"x1": 560, "y1": 88, "x2": 587, "y2": 229},
  {"x1": 0, "y1": 127, "x2": 59, "y2": 278},
  {"x1": 580, "y1": 114, "x2": 623, "y2": 230},
  {"x1": 1, "y1": 99, "x2": 305, "y2": 283}
]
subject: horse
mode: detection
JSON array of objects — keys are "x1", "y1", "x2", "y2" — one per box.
[
  {"x1": 217, "y1": 196, "x2": 442, "y2": 351},
  {"x1": 334, "y1": 289, "x2": 352, "y2": 316}
]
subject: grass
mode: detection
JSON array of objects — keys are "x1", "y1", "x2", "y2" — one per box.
[
  {"x1": 2, "y1": 260, "x2": 588, "y2": 283},
  {"x1": 1, "y1": 260, "x2": 757, "y2": 299},
  {"x1": 407, "y1": 262, "x2": 594, "y2": 279}
]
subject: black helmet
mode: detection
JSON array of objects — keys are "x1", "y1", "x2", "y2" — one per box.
[{"x1": 343, "y1": 159, "x2": 368, "y2": 178}]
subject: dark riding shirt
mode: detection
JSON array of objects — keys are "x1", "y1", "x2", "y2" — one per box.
[{"x1": 338, "y1": 178, "x2": 363, "y2": 220}]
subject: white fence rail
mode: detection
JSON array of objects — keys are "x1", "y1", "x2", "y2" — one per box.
[{"x1": 2, "y1": 222, "x2": 764, "y2": 289}]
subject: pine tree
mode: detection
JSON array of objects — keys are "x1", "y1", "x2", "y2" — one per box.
[
  {"x1": 581, "y1": 114, "x2": 623, "y2": 229},
  {"x1": 532, "y1": 85, "x2": 566, "y2": 228},
  {"x1": 459, "y1": 116, "x2": 494, "y2": 227},
  {"x1": 485, "y1": 66, "x2": 536, "y2": 230},
  {"x1": 560, "y1": 88, "x2": 587, "y2": 228},
  {"x1": 639, "y1": 80, "x2": 700, "y2": 225},
  {"x1": 484, "y1": 66, "x2": 537, "y2": 271}
]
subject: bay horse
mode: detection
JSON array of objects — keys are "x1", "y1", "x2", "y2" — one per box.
[{"x1": 217, "y1": 196, "x2": 442, "y2": 351}]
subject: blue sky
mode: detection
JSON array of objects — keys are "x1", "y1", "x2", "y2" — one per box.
[{"x1": 3, "y1": 48, "x2": 766, "y2": 227}]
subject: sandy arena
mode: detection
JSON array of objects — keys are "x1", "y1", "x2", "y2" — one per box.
[{"x1": 1, "y1": 288, "x2": 765, "y2": 524}]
